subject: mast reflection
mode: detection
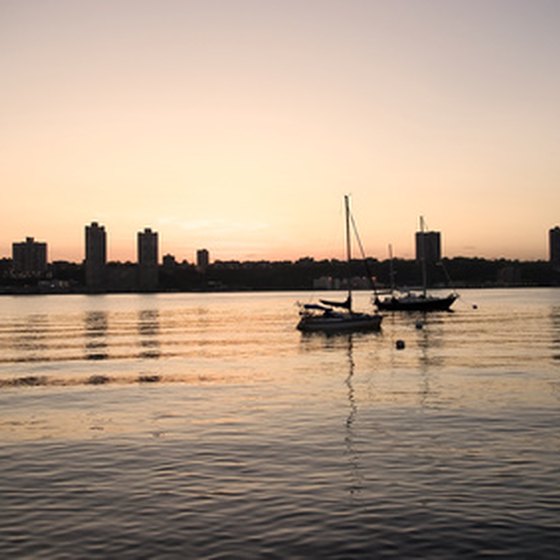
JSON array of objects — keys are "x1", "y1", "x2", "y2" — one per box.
[
  {"x1": 344, "y1": 334, "x2": 363, "y2": 497},
  {"x1": 298, "y1": 331, "x2": 366, "y2": 497},
  {"x1": 413, "y1": 314, "x2": 449, "y2": 408}
]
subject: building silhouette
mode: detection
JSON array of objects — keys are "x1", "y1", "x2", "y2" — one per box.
[
  {"x1": 85, "y1": 222, "x2": 107, "y2": 292},
  {"x1": 12, "y1": 237, "x2": 47, "y2": 276},
  {"x1": 196, "y1": 249, "x2": 209, "y2": 273},
  {"x1": 550, "y1": 226, "x2": 560, "y2": 265},
  {"x1": 137, "y1": 227, "x2": 159, "y2": 291},
  {"x1": 162, "y1": 254, "x2": 177, "y2": 271},
  {"x1": 415, "y1": 228, "x2": 441, "y2": 264}
]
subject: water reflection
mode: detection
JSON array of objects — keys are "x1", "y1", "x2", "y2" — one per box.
[
  {"x1": 415, "y1": 314, "x2": 446, "y2": 369},
  {"x1": 14, "y1": 314, "x2": 49, "y2": 349},
  {"x1": 550, "y1": 306, "x2": 560, "y2": 361},
  {"x1": 137, "y1": 309, "x2": 161, "y2": 359},
  {"x1": 344, "y1": 335, "x2": 363, "y2": 497},
  {"x1": 11, "y1": 314, "x2": 49, "y2": 361},
  {"x1": 84, "y1": 311, "x2": 108, "y2": 360},
  {"x1": 297, "y1": 332, "x2": 365, "y2": 496},
  {"x1": 414, "y1": 315, "x2": 446, "y2": 407}
]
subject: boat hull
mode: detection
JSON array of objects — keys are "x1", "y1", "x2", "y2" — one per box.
[
  {"x1": 297, "y1": 313, "x2": 383, "y2": 333},
  {"x1": 375, "y1": 293, "x2": 457, "y2": 312}
]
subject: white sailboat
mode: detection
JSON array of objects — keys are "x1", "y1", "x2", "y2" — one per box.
[{"x1": 297, "y1": 196, "x2": 383, "y2": 332}]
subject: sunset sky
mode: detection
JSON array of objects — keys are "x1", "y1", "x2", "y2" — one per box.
[{"x1": 1, "y1": 0, "x2": 559, "y2": 263}]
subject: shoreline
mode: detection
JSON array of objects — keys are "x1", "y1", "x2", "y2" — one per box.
[{"x1": 1, "y1": 283, "x2": 559, "y2": 296}]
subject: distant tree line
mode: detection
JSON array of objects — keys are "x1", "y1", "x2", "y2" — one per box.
[{"x1": 0, "y1": 256, "x2": 558, "y2": 294}]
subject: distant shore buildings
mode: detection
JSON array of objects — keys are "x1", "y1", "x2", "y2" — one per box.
[
  {"x1": 12, "y1": 237, "x2": 47, "y2": 276},
  {"x1": 1, "y1": 222, "x2": 559, "y2": 293},
  {"x1": 84, "y1": 223, "x2": 162, "y2": 292}
]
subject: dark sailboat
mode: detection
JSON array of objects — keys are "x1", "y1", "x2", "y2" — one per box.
[
  {"x1": 297, "y1": 196, "x2": 383, "y2": 332},
  {"x1": 374, "y1": 217, "x2": 458, "y2": 312}
]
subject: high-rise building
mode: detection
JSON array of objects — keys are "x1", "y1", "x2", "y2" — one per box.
[
  {"x1": 137, "y1": 228, "x2": 159, "y2": 291},
  {"x1": 12, "y1": 237, "x2": 47, "y2": 275},
  {"x1": 85, "y1": 222, "x2": 107, "y2": 292},
  {"x1": 196, "y1": 249, "x2": 209, "y2": 273},
  {"x1": 138, "y1": 228, "x2": 158, "y2": 266},
  {"x1": 415, "y1": 225, "x2": 441, "y2": 265},
  {"x1": 550, "y1": 226, "x2": 560, "y2": 265}
]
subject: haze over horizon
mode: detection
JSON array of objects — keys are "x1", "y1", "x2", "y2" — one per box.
[{"x1": 1, "y1": 0, "x2": 559, "y2": 263}]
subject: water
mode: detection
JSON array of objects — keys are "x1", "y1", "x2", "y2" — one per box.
[{"x1": 0, "y1": 289, "x2": 559, "y2": 558}]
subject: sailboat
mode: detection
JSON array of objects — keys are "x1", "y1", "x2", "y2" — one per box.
[
  {"x1": 297, "y1": 196, "x2": 383, "y2": 332},
  {"x1": 374, "y1": 216, "x2": 458, "y2": 312}
]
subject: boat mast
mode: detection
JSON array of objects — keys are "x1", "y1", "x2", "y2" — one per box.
[
  {"x1": 419, "y1": 215, "x2": 427, "y2": 297},
  {"x1": 344, "y1": 195, "x2": 353, "y2": 310}
]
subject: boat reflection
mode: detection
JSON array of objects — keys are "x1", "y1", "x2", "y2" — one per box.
[
  {"x1": 298, "y1": 332, "x2": 365, "y2": 497},
  {"x1": 413, "y1": 315, "x2": 447, "y2": 407},
  {"x1": 416, "y1": 315, "x2": 446, "y2": 366}
]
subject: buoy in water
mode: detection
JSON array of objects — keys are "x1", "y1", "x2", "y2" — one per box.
[
  {"x1": 396, "y1": 339, "x2": 405, "y2": 350},
  {"x1": 415, "y1": 320, "x2": 423, "y2": 329}
]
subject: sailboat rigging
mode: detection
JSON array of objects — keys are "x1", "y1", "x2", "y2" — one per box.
[
  {"x1": 374, "y1": 216, "x2": 458, "y2": 312},
  {"x1": 297, "y1": 196, "x2": 383, "y2": 332}
]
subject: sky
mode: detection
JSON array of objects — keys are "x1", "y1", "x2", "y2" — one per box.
[{"x1": 1, "y1": 0, "x2": 559, "y2": 263}]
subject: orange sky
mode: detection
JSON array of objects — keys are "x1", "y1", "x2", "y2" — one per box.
[{"x1": 1, "y1": 0, "x2": 559, "y2": 263}]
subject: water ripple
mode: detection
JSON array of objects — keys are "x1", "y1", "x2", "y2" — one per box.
[{"x1": 1, "y1": 290, "x2": 559, "y2": 557}]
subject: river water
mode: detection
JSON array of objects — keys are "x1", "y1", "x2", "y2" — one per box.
[{"x1": 0, "y1": 289, "x2": 559, "y2": 558}]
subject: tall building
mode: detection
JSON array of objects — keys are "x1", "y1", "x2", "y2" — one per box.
[
  {"x1": 137, "y1": 228, "x2": 159, "y2": 291},
  {"x1": 12, "y1": 237, "x2": 47, "y2": 275},
  {"x1": 550, "y1": 226, "x2": 560, "y2": 265},
  {"x1": 196, "y1": 249, "x2": 209, "y2": 273},
  {"x1": 138, "y1": 228, "x2": 158, "y2": 266},
  {"x1": 85, "y1": 222, "x2": 107, "y2": 292},
  {"x1": 415, "y1": 224, "x2": 441, "y2": 265}
]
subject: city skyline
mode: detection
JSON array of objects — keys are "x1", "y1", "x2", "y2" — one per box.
[
  {"x1": 2, "y1": 1, "x2": 559, "y2": 262},
  {"x1": 5, "y1": 220, "x2": 559, "y2": 266}
]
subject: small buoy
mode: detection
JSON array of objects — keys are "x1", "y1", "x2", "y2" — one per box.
[
  {"x1": 396, "y1": 339, "x2": 405, "y2": 350},
  {"x1": 415, "y1": 320, "x2": 423, "y2": 329},
  {"x1": 473, "y1": 304, "x2": 478, "y2": 309}
]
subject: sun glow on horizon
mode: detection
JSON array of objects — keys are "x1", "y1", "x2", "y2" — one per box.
[{"x1": 1, "y1": 0, "x2": 559, "y2": 263}]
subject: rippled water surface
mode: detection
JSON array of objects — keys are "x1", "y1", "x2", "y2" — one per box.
[{"x1": 1, "y1": 289, "x2": 559, "y2": 558}]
